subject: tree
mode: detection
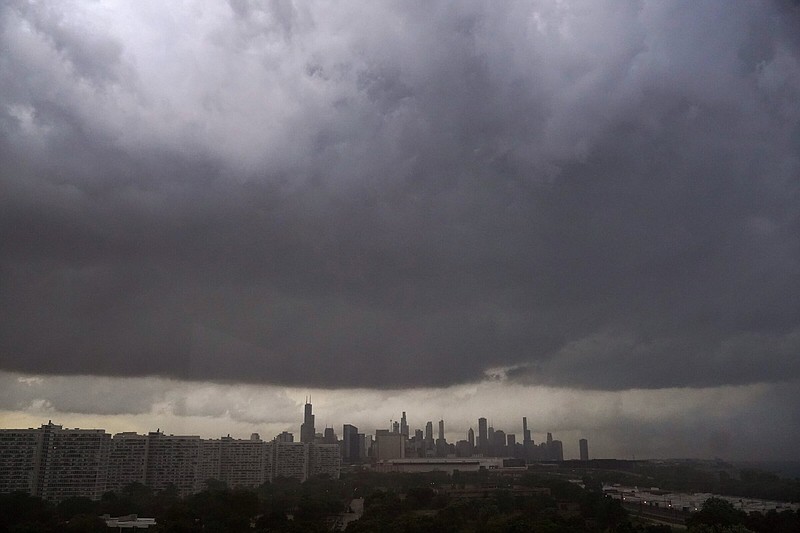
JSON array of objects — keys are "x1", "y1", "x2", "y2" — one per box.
[
  {"x1": 687, "y1": 497, "x2": 748, "y2": 531},
  {"x1": 65, "y1": 514, "x2": 107, "y2": 532}
]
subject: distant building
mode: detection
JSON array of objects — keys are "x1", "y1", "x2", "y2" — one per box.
[
  {"x1": 374, "y1": 457, "x2": 507, "y2": 474},
  {"x1": 478, "y1": 418, "x2": 488, "y2": 454},
  {"x1": 522, "y1": 417, "x2": 531, "y2": 444},
  {"x1": 342, "y1": 424, "x2": 359, "y2": 463},
  {"x1": 493, "y1": 430, "x2": 506, "y2": 456},
  {"x1": 400, "y1": 412, "x2": 409, "y2": 437},
  {"x1": 579, "y1": 439, "x2": 589, "y2": 461},
  {"x1": 322, "y1": 427, "x2": 337, "y2": 445},
  {"x1": 455, "y1": 440, "x2": 472, "y2": 457},
  {"x1": 300, "y1": 401, "x2": 315, "y2": 444},
  {"x1": 374, "y1": 430, "x2": 405, "y2": 461},
  {"x1": 424, "y1": 421, "x2": 433, "y2": 450},
  {"x1": 275, "y1": 431, "x2": 294, "y2": 443},
  {"x1": 550, "y1": 439, "x2": 564, "y2": 461}
]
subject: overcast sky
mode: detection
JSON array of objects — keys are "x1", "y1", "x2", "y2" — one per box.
[{"x1": 1, "y1": 0, "x2": 799, "y2": 461}]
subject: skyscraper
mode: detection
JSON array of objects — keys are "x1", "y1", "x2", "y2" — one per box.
[
  {"x1": 437, "y1": 419, "x2": 445, "y2": 442},
  {"x1": 343, "y1": 424, "x2": 359, "y2": 464},
  {"x1": 300, "y1": 400, "x2": 315, "y2": 444},
  {"x1": 477, "y1": 417, "x2": 487, "y2": 453},
  {"x1": 551, "y1": 439, "x2": 564, "y2": 461},
  {"x1": 579, "y1": 438, "x2": 589, "y2": 461},
  {"x1": 425, "y1": 421, "x2": 433, "y2": 448},
  {"x1": 400, "y1": 411, "x2": 409, "y2": 437},
  {"x1": 467, "y1": 427, "x2": 475, "y2": 448},
  {"x1": 522, "y1": 417, "x2": 532, "y2": 444}
]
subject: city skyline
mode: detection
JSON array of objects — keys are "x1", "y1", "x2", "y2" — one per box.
[
  {"x1": 0, "y1": 384, "x2": 783, "y2": 461},
  {"x1": 2, "y1": 1, "x2": 799, "y2": 462}
]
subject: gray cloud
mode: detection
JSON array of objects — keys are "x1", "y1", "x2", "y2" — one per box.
[{"x1": 1, "y1": 1, "x2": 799, "y2": 390}]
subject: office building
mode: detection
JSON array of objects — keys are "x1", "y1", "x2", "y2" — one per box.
[
  {"x1": 550, "y1": 439, "x2": 564, "y2": 461},
  {"x1": 374, "y1": 430, "x2": 405, "y2": 461},
  {"x1": 300, "y1": 401, "x2": 315, "y2": 444},
  {"x1": 478, "y1": 418, "x2": 487, "y2": 454},
  {"x1": 424, "y1": 421, "x2": 433, "y2": 449},
  {"x1": 342, "y1": 424, "x2": 359, "y2": 464},
  {"x1": 579, "y1": 438, "x2": 589, "y2": 461}
]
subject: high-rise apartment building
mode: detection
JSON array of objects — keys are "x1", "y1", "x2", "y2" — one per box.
[
  {"x1": 309, "y1": 444, "x2": 341, "y2": 479},
  {"x1": 145, "y1": 432, "x2": 201, "y2": 496},
  {"x1": 210, "y1": 435, "x2": 270, "y2": 489},
  {"x1": 38, "y1": 423, "x2": 111, "y2": 502},
  {"x1": 273, "y1": 442, "x2": 308, "y2": 481},
  {"x1": 0, "y1": 419, "x2": 340, "y2": 500},
  {"x1": 0, "y1": 427, "x2": 42, "y2": 495},
  {"x1": 579, "y1": 438, "x2": 589, "y2": 461},
  {"x1": 107, "y1": 432, "x2": 147, "y2": 492}
]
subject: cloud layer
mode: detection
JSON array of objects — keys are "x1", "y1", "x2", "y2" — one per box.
[{"x1": 1, "y1": 1, "x2": 799, "y2": 390}]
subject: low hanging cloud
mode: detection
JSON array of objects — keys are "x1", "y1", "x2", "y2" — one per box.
[{"x1": 1, "y1": 1, "x2": 799, "y2": 390}]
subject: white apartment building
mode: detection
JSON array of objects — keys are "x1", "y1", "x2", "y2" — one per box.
[
  {"x1": 107, "y1": 432, "x2": 148, "y2": 491},
  {"x1": 309, "y1": 443, "x2": 341, "y2": 479},
  {"x1": 38, "y1": 424, "x2": 111, "y2": 502},
  {"x1": 0, "y1": 428, "x2": 42, "y2": 494},
  {"x1": 273, "y1": 442, "x2": 308, "y2": 482},
  {"x1": 144, "y1": 432, "x2": 201, "y2": 497},
  {"x1": 0, "y1": 423, "x2": 340, "y2": 500}
]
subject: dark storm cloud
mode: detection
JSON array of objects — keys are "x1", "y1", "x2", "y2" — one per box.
[{"x1": 1, "y1": 1, "x2": 799, "y2": 389}]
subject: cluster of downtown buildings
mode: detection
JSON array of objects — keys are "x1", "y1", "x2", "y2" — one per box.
[
  {"x1": 351, "y1": 411, "x2": 587, "y2": 465},
  {"x1": 0, "y1": 401, "x2": 588, "y2": 502}
]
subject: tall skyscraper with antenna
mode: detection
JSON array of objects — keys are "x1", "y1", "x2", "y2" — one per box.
[{"x1": 300, "y1": 398, "x2": 315, "y2": 444}]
